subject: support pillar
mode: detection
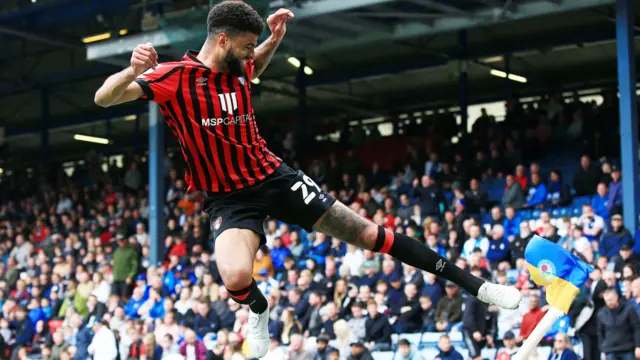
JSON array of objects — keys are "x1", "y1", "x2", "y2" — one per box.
[
  {"x1": 296, "y1": 57, "x2": 308, "y2": 143},
  {"x1": 148, "y1": 102, "x2": 165, "y2": 266},
  {"x1": 616, "y1": 0, "x2": 639, "y2": 233},
  {"x1": 40, "y1": 89, "x2": 49, "y2": 165},
  {"x1": 458, "y1": 30, "x2": 469, "y2": 133}
]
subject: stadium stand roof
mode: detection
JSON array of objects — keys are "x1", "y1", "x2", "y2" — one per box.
[{"x1": 0, "y1": 0, "x2": 637, "y2": 163}]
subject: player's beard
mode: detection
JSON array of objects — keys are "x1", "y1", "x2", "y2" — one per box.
[{"x1": 224, "y1": 50, "x2": 245, "y2": 77}]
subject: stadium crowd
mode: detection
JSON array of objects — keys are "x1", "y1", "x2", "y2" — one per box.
[{"x1": 0, "y1": 91, "x2": 638, "y2": 360}]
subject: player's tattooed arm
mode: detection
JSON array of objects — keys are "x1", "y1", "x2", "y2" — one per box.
[{"x1": 314, "y1": 201, "x2": 376, "y2": 251}]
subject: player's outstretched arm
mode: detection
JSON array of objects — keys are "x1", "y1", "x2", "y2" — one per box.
[
  {"x1": 252, "y1": 9, "x2": 294, "y2": 79},
  {"x1": 94, "y1": 43, "x2": 158, "y2": 107}
]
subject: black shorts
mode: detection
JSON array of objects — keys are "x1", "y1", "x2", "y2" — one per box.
[{"x1": 203, "y1": 164, "x2": 336, "y2": 245}]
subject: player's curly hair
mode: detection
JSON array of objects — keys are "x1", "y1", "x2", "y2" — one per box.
[{"x1": 207, "y1": 0, "x2": 264, "y2": 37}]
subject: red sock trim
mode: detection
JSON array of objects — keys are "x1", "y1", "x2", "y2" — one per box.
[
  {"x1": 379, "y1": 228, "x2": 395, "y2": 254},
  {"x1": 227, "y1": 281, "x2": 253, "y2": 302}
]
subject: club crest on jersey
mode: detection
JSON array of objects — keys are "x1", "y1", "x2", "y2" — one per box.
[
  {"x1": 238, "y1": 77, "x2": 245, "y2": 86},
  {"x1": 213, "y1": 217, "x2": 223, "y2": 231},
  {"x1": 218, "y1": 92, "x2": 238, "y2": 113},
  {"x1": 537, "y1": 259, "x2": 556, "y2": 281}
]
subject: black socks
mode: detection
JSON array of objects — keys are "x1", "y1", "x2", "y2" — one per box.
[
  {"x1": 227, "y1": 279, "x2": 268, "y2": 314},
  {"x1": 378, "y1": 226, "x2": 484, "y2": 296}
]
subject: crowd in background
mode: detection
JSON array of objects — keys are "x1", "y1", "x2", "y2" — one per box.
[{"x1": 0, "y1": 91, "x2": 638, "y2": 360}]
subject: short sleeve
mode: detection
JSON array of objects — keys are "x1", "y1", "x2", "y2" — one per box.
[
  {"x1": 134, "y1": 63, "x2": 181, "y2": 103},
  {"x1": 245, "y1": 59, "x2": 255, "y2": 80}
]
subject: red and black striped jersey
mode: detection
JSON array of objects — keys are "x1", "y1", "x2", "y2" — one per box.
[{"x1": 135, "y1": 50, "x2": 282, "y2": 193}]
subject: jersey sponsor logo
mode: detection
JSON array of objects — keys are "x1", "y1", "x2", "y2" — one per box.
[
  {"x1": 201, "y1": 113, "x2": 254, "y2": 127},
  {"x1": 196, "y1": 77, "x2": 208, "y2": 86},
  {"x1": 290, "y1": 175, "x2": 322, "y2": 205},
  {"x1": 213, "y1": 217, "x2": 223, "y2": 231},
  {"x1": 218, "y1": 92, "x2": 238, "y2": 114}
]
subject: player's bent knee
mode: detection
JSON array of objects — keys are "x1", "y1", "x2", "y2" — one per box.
[{"x1": 218, "y1": 264, "x2": 253, "y2": 290}]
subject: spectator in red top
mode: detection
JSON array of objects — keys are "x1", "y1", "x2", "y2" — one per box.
[
  {"x1": 514, "y1": 165, "x2": 528, "y2": 190},
  {"x1": 168, "y1": 237, "x2": 187, "y2": 259},
  {"x1": 31, "y1": 220, "x2": 49, "y2": 244},
  {"x1": 517, "y1": 294, "x2": 546, "y2": 342}
]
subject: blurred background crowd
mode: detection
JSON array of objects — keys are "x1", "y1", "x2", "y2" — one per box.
[{"x1": 1, "y1": 92, "x2": 639, "y2": 360}]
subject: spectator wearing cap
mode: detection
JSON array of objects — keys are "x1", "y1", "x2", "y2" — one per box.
[
  {"x1": 357, "y1": 261, "x2": 379, "y2": 288},
  {"x1": 494, "y1": 330, "x2": 518, "y2": 359},
  {"x1": 607, "y1": 166, "x2": 622, "y2": 217},
  {"x1": 434, "y1": 281, "x2": 463, "y2": 333},
  {"x1": 573, "y1": 155, "x2": 602, "y2": 197},
  {"x1": 394, "y1": 338, "x2": 424, "y2": 360},
  {"x1": 347, "y1": 339, "x2": 373, "y2": 360},
  {"x1": 434, "y1": 334, "x2": 463, "y2": 360},
  {"x1": 88, "y1": 319, "x2": 118, "y2": 360},
  {"x1": 364, "y1": 300, "x2": 391, "y2": 351},
  {"x1": 192, "y1": 299, "x2": 220, "y2": 339},
  {"x1": 523, "y1": 173, "x2": 547, "y2": 209},
  {"x1": 591, "y1": 183, "x2": 609, "y2": 220},
  {"x1": 313, "y1": 335, "x2": 334, "y2": 360},
  {"x1": 461, "y1": 267, "x2": 496, "y2": 360},
  {"x1": 518, "y1": 294, "x2": 546, "y2": 343},
  {"x1": 611, "y1": 244, "x2": 639, "y2": 277},
  {"x1": 111, "y1": 236, "x2": 139, "y2": 299},
  {"x1": 597, "y1": 289, "x2": 640, "y2": 360},
  {"x1": 257, "y1": 268, "x2": 279, "y2": 296},
  {"x1": 600, "y1": 214, "x2": 633, "y2": 260}
]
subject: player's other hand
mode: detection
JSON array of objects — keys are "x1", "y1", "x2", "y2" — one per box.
[
  {"x1": 131, "y1": 42, "x2": 159, "y2": 75},
  {"x1": 267, "y1": 8, "x2": 294, "y2": 41}
]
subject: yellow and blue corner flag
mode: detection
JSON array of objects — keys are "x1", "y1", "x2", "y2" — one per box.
[{"x1": 525, "y1": 235, "x2": 593, "y2": 314}]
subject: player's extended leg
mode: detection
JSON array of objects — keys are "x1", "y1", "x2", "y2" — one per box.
[
  {"x1": 314, "y1": 201, "x2": 521, "y2": 309},
  {"x1": 215, "y1": 228, "x2": 270, "y2": 357}
]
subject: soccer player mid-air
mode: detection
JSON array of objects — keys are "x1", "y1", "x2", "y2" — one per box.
[{"x1": 95, "y1": 1, "x2": 522, "y2": 357}]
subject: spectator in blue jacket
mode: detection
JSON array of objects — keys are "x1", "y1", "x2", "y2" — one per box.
[
  {"x1": 306, "y1": 233, "x2": 329, "y2": 267},
  {"x1": 71, "y1": 313, "x2": 92, "y2": 360},
  {"x1": 124, "y1": 287, "x2": 146, "y2": 319},
  {"x1": 486, "y1": 224, "x2": 510, "y2": 270},
  {"x1": 546, "y1": 170, "x2": 571, "y2": 207},
  {"x1": 9, "y1": 307, "x2": 33, "y2": 352},
  {"x1": 434, "y1": 334, "x2": 463, "y2": 360},
  {"x1": 270, "y1": 237, "x2": 292, "y2": 278},
  {"x1": 607, "y1": 167, "x2": 623, "y2": 217},
  {"x1": 524, "y1": 173, "x2": 547, "y2": 208},
  {"x1": 600, "y1": 214, "x2": 633, "y2": 259},
  {"x1": 192, "y1": 299, "x2": 220, "y2": 339},
  {"x1": 591, "y1": 183, "x2": 609, "y2": 220},
  {"x1": 503, "y1": 206, "x2": 522, "y2": 241}
]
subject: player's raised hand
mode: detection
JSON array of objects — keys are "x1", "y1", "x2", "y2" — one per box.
[
  {"x1": 267, "y1": 8, "x2": 294, "y2": 41},
  {"x1": 131, "y1": 43, "x2": 159, "y2": 75}
]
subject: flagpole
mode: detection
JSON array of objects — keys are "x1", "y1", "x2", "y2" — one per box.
[{"x1": 512, "y1": 307, "x2": 564, "y2": 360}]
